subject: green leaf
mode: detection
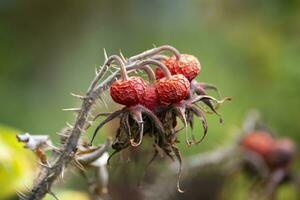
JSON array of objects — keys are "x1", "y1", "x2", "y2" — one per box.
[{"x1": 0, "y1": 125, "x2": 36, "y2": 198}]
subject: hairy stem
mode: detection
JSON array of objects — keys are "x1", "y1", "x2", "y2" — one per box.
[
  {"x1": 128, "y1": 65, "x2": 156, "y2": 83},
  {"x1": 128, "y1": 45, "x2": 180, "y2": 62},
  {"x1": 25, "y1": 55, "x2": 138, "y2": 200}
]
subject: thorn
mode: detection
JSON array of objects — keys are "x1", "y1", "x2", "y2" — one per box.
[
  {"x1": 37, "y1": 161, "x2": 51, "y2": 168},
  {"x1": 72, "y1": 159, "x2": 85, "y2": 171},
  {"x1": 78, "y1": 126, "x2": 85, "y2": 133},
  {"x1": 47, "y1": 172, "x2": 55, "y2": 179},
  {"x1": 103, "y1": 91, "x2": 109, "y2": 99},
  {"x1": 61, "y1": 164, "x2": 65, "y2": 180},
  {"x1": 48, "y1": 190, "x2": 60, "y2": 200},
  {"x1": 16, "y1": 191, "x2": 27, "y2": 199},
  {"x1": 24, "y1": 184, "x2": 31, "y2": 192},
  {"x1": 99, "y1": 96, "x2": 109, "y2": 110},
  {"x1": 86, "y1": 120, "x2": 93, "y2": 125},
  {"x1": 103, "y1": 48, "x2": 108, "y2": 60},
  {"x1": 70, "y1": 92, "x2": 85, "y2": 100},
  {"x1": 56, "y1": 132, "x2": 68, "y2": 137},
  {"x1": 111, "y1": 65, "x2": 119, "y2": 70},
  {"x1": 62, "y1": 107, "x2": 81, "y2": 112},
  {"x1": 66, "y1": 122, "x2": 73, "y2": 128},
  {"x1": 95, "y1": 67, "x2": 99, "y2": 76},
  {"x1": 108, "y1": 69, "x2": 114, "y2": 75},
  {"x1": 119, "y1": 50, "x2": 127, "y2": 62},
  {"x1": 152, "y1": 43, "x2": 157, "y2": 48}
]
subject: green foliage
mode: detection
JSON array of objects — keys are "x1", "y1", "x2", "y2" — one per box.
[
  {"x1": 0, "y1": 125, "x2": 35, "y2": 199},
  {"x1": 44, "y1": 190, "x2": 89, "y2": 200}
]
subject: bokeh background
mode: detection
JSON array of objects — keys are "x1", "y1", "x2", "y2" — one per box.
[{"x1": 1, "y1": 0, "x2": 300, "y2": 199}]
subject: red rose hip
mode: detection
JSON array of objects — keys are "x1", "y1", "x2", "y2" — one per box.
[
  {"x1": 155, "y1": 74, "x2": 190, "y2": 105},
  {"x1": 240, "y1": 131, "x2": 274, "y2": 158},
  {"x1": 155, "y1": 54, "x2": 201, "y2": 81},
  {"x1": 109, "y1": 56, "x2": 147, "y2": 106},
  {"x1": 110, "y1": 77, "x2": 146, "y2": 106}
]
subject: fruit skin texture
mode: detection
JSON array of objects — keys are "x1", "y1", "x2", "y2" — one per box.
[
  {"x1": 141, "y1": 86, "x2": 159, "y2": 110},
  {"x1": 155, "y1": 74, "x2": 190, "y2": 106},
  {"x1": 240, "y1": 131, "x2": 274, "y2": 158},
  {"x1": 155, "y1": 54, "x2": 201, "y2": 81},
  {"x1": 110, "y1": 76, "x2": 146, "y2": 106}
]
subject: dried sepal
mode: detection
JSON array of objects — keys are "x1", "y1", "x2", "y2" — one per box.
[
  {"x1": 186, "y1": 104, "x2": 208, "y2": 144},
  {"x1": 16, "y1": 133, "x2": 54, "y2": 150},
  {"x1": 77, "y1": 139, "x2": 111, "y2": 166},
  {"x1": 16, "y1": 133, "x2": 57, "y2": 164},
  {"x1": 90, "y1": 109, "x2": 124, "y2": 144}
]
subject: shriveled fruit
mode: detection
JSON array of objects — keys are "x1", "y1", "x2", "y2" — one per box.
[
  {"x1": 110, "y1": 76, "x2": 146, "y2": 106},
  {"x1": 155, "y1": 74, "x2": 190, "y2": 105},
  {"x1": 155, "y1": 54, "x2": 201, "y2": 81}
]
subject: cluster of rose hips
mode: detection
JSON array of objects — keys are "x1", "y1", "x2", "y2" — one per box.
[{"x1": 90, "y1": 45, "x2": 230, "y2": 191}]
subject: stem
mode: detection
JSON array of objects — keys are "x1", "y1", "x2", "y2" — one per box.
[
  {"x1": 136, "y1": 59, "x2": 172, "y2": 79},
  {"x1": 128, "y1": 65, "x2": 156, "y2": 83},
  {"x1": 88, "y1": 55, "x2": 122, "y2": 91},
  {"x1": 128, "y1": 45, "x2": 180, "y2": 62},
  {"x1": 151, "y1": 54, "x2": 169, "y2": 61},
  {"x1": 141, "y1": 65, "x2": 156, "y2": 83},
  {"x1": 114, "y1": 55, "x2": 128, "y2": 81}
]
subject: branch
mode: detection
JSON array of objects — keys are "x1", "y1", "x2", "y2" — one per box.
[
  {"x1": 24, "y1": 57, "x2": 126, "y2": 200},
  {"x1": 23, "y1": 45, "x2": 178, "y2": 200}
]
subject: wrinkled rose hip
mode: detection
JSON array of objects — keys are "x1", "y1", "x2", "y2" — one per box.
[
  {"x1": 156, "y1": 54, "x2": 201, "y2": 81},
  {"x1": 110, "y1": 76, "x2": 146, "y2": 106}
]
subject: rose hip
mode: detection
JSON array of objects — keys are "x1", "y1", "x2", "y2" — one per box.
[
  {"x1": 110, "y1": 77, "x2": 146, "y2": 106},
  {"x1": 156, "y1": 74, "x2": 190, "y2": 106},
  {"x1": 241, "y1": 131, "x2": 274, "y2": 158},
  {"x1": 110, "y1": 57, "x2": 147, "y2": 106},
  {"x1": 155, "y1": 54, "x2": 201, "y2": 81}
]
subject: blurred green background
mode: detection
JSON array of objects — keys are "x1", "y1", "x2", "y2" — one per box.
[{"x1": 1, "y1": 0, "x2": 300, "y2": 199}]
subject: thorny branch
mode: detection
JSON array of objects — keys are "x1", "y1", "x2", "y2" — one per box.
[{"x1": 20, "y1": 45, "x2": 182, "y2": 200}]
